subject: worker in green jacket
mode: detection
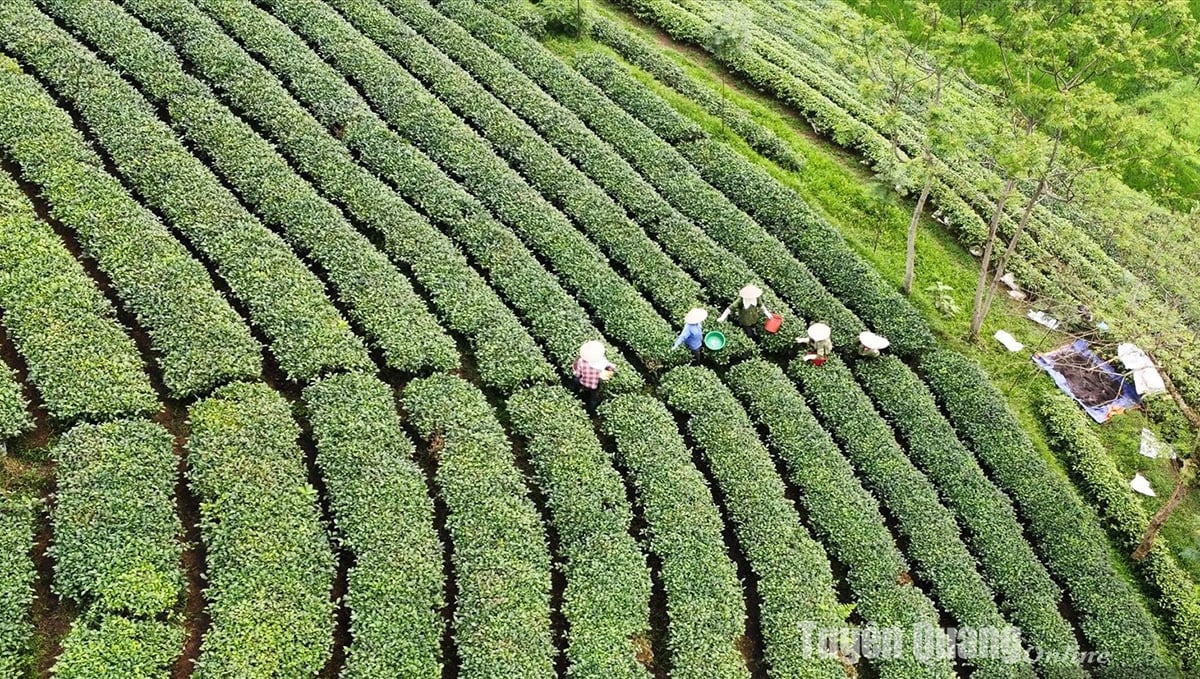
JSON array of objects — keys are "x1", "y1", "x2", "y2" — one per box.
[{"x1": 718, "y1": 284, "x2": 770, "y2": 329}]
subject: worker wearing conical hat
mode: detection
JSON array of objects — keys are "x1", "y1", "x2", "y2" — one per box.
[
  {"x1": 857, "y1": 332, "x2": 890, "y2": 358},
  {"x1": 572, "y1": 341, "x2": 615, "y2": 415},
  {"x1": 672, "y1": 308, "x2": 708, "y2": 353},
  {"x1": 797, "y1": 322, "x2": 833, "y2": 364},
  {"x1": 718, "y1": 284, "x2": 770, "y2": 329}
]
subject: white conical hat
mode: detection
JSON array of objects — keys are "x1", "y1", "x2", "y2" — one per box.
[
  {"x1": 1130, "y1": 473, "x2": 1156, "y2": 497},
  {"x1": 739, "y1": 284, "x2": 763, "y2": 307},
  {"x1": 859, "y1": 331, "x2": 890, "y2": 351},
  {"x1": 807, "y1": 322, "x2": 831, "y2": 342},
  {"x1": 685, "y1": 308, "x2": 708, "y2": 324},
  {"x1": 579, "y1": 340, "x2": 606, "y2": 363}
]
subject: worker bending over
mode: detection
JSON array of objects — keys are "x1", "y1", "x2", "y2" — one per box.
[
  {"x1": 797, "y1": 322, "x2": 832, "y2": 365},
  {"x1": 857, "y1": 332, "x2": 890, "y2": 358},
  {"x1": 572, "y1": 341, "x2": 615, "y2": 415}
]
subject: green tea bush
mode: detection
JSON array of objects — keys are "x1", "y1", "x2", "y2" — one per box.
[
  {"x1": 1040, "y1": 392, "x2": 1200, "y2": 670},
  {"x1": 788, "y1": 356, "x2": 1024, "y2": 678},
  {"x1": 52, "y1": 616, "x2": 182, "y2": 679},
  {"x1": 403, "y1": 376, "x2": 555, "y2": 678},
  {"x1": 0, "y1": 4, "x2": 370, "y2": 382},
  {"x1": 0, "y1": 494, "x2": 35, "y2": 677},
  {"x1": 508, "y1": 386, "x2": 652, "y2": 678},
  {"x1": 0, "y1": 63, "x2": 259, "y2": 399},
  {"x1": 128, "y1": 0, "x2": 553, "y2": 392},
  {"x1": 920, "y1": 350, "x2": 1177, "y2": 677},
  {"x1": 599, "y1": 394, "x2": 747, "y2": 679},
  {"x1": 50, "y1": 420, "x2": 183, "y2": 617},
  {"x1": 726, "y1": 359, "x2": 954, "y2": 679},
  {"x1": 657, "y1": 365, "x2": 846, "y2": 679},
  {"x1": 187, "y1": 382, "x2": 335, "y2": 678},
  {"x1": 0, "y1": 172, "x2": 156, "y2": 421},
  {"x1": 305, "y1": 373, "x2": 444, "y2": 677}
]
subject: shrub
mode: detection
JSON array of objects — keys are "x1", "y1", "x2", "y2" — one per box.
[
  {"x1": 508, "y1": 386, "x2": 652, "y2": 678},
  {"x1": 0, "y1": 493, "x2": 35, "y2": 677},
  {"x1": 853, "y1": 357, "x2": 1082, "y2": 676},
  {"x1": 726, "y1": 359, "x2": 955, "y2": 679},
  {"x1": 0, "y1": 172, "x2": 157, "y2": 421},
  {"x1": 599, "y1": 394, "x2": 747, "y2": 679},
  {"x1": 265, "y1": 0, "x2": 680, "y2": 372},
  {"x1": 0, "y1": 63, "x2": 260, "y2": 399},
  {"x1": 657, "y1": 365, "x2": 846, "y2": 679},
  {"x1": 402, "y1": 376, "x2": 555, "y2": 678},
  {"x1": 187, "y1": 382, "x2": 335, "y2": 678},
  {"x1": 50, "y1": 420, "x2": 184, "y2": 618},
  {"x1": 788, "y1": 356, "x2": 1024, "y2": 677},
  {"x1": 0, "y1": 3, "x2": 371, "y2": 382},
  {"x1": 52, "y1": 616, "x2": 183, "y2": 679},
  {"x1": 919, "y1": 350, "x2": 1177, "y2": 677},
  {"x1": 1039, "y1": 392, "x2": 1200, "y2": 670},
  {"x1": 304, "y1": 373, "x2": 443, "y2": 677},
  {"x1": 126, "y1": 0, "x2": 554, "y2": 392}
]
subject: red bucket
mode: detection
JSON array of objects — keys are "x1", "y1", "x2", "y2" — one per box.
[{"x1": 763, "y1": 313, "x2": 783, "y2": 334}]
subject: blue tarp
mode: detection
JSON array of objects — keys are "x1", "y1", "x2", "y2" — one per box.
[{"x1": 1033, "y1": 339, "x2": 1141, "y2": 423}]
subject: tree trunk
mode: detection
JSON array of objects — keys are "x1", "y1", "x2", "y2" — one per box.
[
  {"x1": 969, "y1": 178, "x2": 1017, "y2": 340},
  {"x1": 1133, "y1": 458, "x2": 1193, "y2": 561},
  {"x1": 904, "y1": 178, "x2": 932, "y2": 294},
  {"x1": 981, "y1": 132, "x2": 1062, "y2": 320}
]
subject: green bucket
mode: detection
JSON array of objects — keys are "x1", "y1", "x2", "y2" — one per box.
[{"x1": 703, "y1": 331, "x2": 727, "y2": 351}]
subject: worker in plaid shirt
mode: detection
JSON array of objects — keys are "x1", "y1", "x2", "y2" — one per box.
[{"x1": 572, "y1": 341, "x2": 615, "y2": 415}]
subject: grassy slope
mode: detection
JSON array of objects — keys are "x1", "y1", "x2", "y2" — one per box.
[{"x1": 564, "y1": 2, "x2": 1200, "y2": 587}]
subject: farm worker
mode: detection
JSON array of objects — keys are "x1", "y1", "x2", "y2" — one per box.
[
  {"x1": 718, "y1": 284, "x2": 770, "y2": 329},
  {"x1": 796, "y1": 322, "x2": 832, "y2": 364},
  {"x1": 857, "y1": 332, "x2": 890, "y2": 358},
  {"x1": 572, "y1": 340, "x2": 616, "y2": 415},
  {"x1": 672, "y1": 308, "x2": 708, "y2": 353}
]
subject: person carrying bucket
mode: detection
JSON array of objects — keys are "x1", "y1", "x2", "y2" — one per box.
[
  {"x1": 857, "y1": 332, "x2": 890, "y2": 358},
  {"x1": 719, "y1": 284, "x2": 767, "y2": 328},
  {"x1": 672, "y1": 308, "x2": 708, "y2": 353},
  {"x1": 796, "y1": 322, "x2": 832, "y2": 365},
  {"x1": 572, "y1": 340, "x2": 616, "y2": 415}
]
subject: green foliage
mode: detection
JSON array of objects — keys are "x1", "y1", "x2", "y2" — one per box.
[
  {"x1": 726, "y1": 359, "x2": 955, "y2": 679},
  {"x1": 598, "y1": 394, "x2": 747, "y2": 679},
  {"x1": 924, "y1": 280, "x2": 960, "y2": 316},
  {"x1": 657, "y1": 366, "x2": 846, "y2": 678},
  {"x1": 402, "y1": 375, "x2": 554, "y2": 678},
  {"x1": 507, "y1": 386, "x2": 652, "y2": 678},
  {"x1": 186, "y1": 382, "x2": 335, "y2": 678},
  {"x1": 198, "y1": 0, "x2": 643, "y2": 391},
  {"x1": 854, "y1": 356, "x2": 1083, "y2": 676},
  {"x1": 0, "y1": 365, "x2": 29, "y2": 443},
  {"x1": 789, "y1": 356, "x2": 1025, "y2": 677},
  {"x1": 43, "y1": 0, "x2": 457, "y2": 376},
  {"x1": 1039, "y1": 392, "x2": 1200, "y2": 670},
  {"x1": 304, "y1": 372, "x2": 443, "y2": 678},
  {"x1": 0, "y1": 3, "x2": 371, "y2": 382},
  {"x1": 0, "y1": 66, "x2": 259, "y2": 400},
  {"x1": 540, "y1": 0, "x2": 589, "y2": 38},
  {"x1": 50, "y1": 420, "x2": 183, "y2": 618},
  {"x1": 131, "y1": 0, "x2": 553, "y2": 392},
  {"x1": 0, "y1": 493, "x2": 35, "y2": 677},
  {"x1": 447, "y1": 1, "x2": 852, "y2": 353},
  {"x1": 919, "y1": 350, "x2": 1178, "y2": 676},
  {"x1": 573, "y1": 50, "x2": 937, "y2": 354},
  {"x1": 589, "y1": 15, "x2": 804, "y2": 170},
  {"x1": 52, "y1": 616, "x2": 182, "y2": 679},
  {"x1": 263, "y1": 0, "x2": 677, "y2": 373},
  {"x1": 329, "y1": 0, "x2": 700, "y2": 321},
  {"x1": 0, "y1": 168, "x2": 156, "y2": 422}
]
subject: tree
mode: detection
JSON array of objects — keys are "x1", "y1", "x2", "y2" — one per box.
[
  {"x1": 706, "y1": 11, "x2": 751, "y2": 134},
  {"x1": 967, "y1": 0, "x2": 1197, "y2": 339},
  {"x1": 1133, "y1": 373, "x2": 1200, "y2": 561}
]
